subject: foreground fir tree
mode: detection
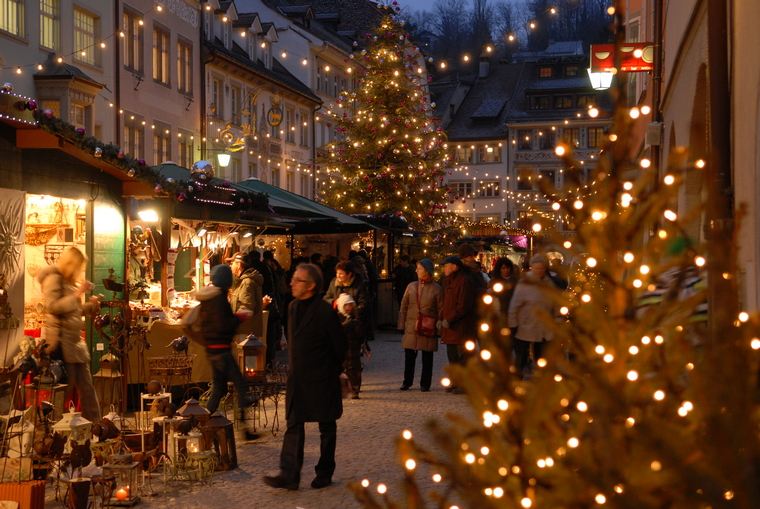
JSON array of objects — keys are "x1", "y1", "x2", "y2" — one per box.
[
  {"x1": 351, "y1": 8, "x2": 760, "y2": 509},
  {"x1": 319, "y1": 17, "x2": 451, "y2": 232}
]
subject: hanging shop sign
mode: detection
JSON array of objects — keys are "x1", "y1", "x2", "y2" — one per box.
[
  {"x1": 267, "y1": 106, "x2": 283, "y2": 128},
  {"x1": 589, "y1": 43, "x2": 655, "y2": 73}
]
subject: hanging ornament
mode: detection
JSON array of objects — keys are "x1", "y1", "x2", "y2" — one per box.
[
  {"x1": 75, "y1": 127, "x2": 85, "y2": 136},
  {"x1": 94, "y1": 147, "x2": 102, "y2": 158},
  {"x1": 177, "y1": 193, "x2": 187, "y2": 202},
  {"x1": 117, "y1": 151, "x2": 125, "y2": 159},
  {"x1": 166, "y1": 177, "x2": 175, "y2": 184},
  {"x1": 187, "y1": 185, "x2": 194, "y2": 193},
  {"x1": 1, "y1": 83, "x2": 13, "y2": 93},
  {"x1": 154, "y1": 184, "x2": 163, "y2": 193},
  {"x1": 25, "y1": 99, "x2": 37, "y2": 111},
  {"x1": 137, "y1": 159, "x2": 146, "y2": 166},
  {"x1": 127, "y1": 168, "x2": 136, "y2": 177},
  {"x1": 191, "y1": 160, "x2": 215, "y2": 180}
]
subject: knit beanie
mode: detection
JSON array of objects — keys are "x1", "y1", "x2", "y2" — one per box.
[
  {"x1": 335, "y1": 293, "x2": 356, "y2": 316},
  {"x1": 210, "y1": 264, "x2": 233, "y2": 291},
  {"x1": 417, "y1": 258, "x2": 434, "y2": 276}
]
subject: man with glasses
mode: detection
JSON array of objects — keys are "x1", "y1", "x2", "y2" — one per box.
[{"x1": 264, "y1": 263, "x2": 347, "y2": 490}]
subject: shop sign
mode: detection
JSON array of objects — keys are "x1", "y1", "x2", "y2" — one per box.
[{"x1": 267, "y1": 106, "x2": 283, "y2": 128}]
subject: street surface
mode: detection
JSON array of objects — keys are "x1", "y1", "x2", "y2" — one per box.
[{"x1": 46, "y1": 330, "x2": 467, "y2": 508}]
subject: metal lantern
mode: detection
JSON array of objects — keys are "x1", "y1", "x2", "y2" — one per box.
[
  {"x1": 177, "y1": 398, "x2": 210, "y2": 427},
  {"x1": 201, "y1": 412, "x2": 237, "y2": 471},
  {"x1": 237, "y1": 334, "x2": 266, "y2": 382},
  {"x1": 186, "y1": 429, "x2": 204, "y2": 454},
  {"x1": 94, "y1": 353, "x2": 124, "y2": 414},
  {"x1": 103, "y1": 456, "x2": 140, "y2": 506},
  {"x1": 103, "y1": 405, "x2": 125, "y2": 431},
  {"x1": 53, "y1": 405, "x2": 92, "y2": 450}
]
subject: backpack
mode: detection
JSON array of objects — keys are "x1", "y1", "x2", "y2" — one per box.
[{"x1": 180, "y1": 304, "x2": 204, "y2": 344}]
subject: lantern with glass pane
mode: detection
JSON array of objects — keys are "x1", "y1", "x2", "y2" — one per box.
[
  {"x1": 103, "y1": 457, "x2": 140, "y2": 506},
  {"x1": 52, "y1": 404, "x2": 92, "y2": 452},
  {"x1": 237, "y1": 334, "x2": 266, "y2": 382}
]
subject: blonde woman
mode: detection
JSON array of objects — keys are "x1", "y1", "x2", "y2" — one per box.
[{"x1": 37, "y1": 246, "x2": 101, "y2": 420}]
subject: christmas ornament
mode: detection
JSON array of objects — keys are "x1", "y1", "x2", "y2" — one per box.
[
  {"x1": 191, "y1": 160, "x2": 215, "y2": 180},
  {"x1": 94, "y1": 147, "x2": 102, "y2": 158},
  {"x1": 127, "y1": 169, "x2": 136, "y2": 177},
  {"x1": 1, "y1": 83, "x2": 13, "y2": 93}
]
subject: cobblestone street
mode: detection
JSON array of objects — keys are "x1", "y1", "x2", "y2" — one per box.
[{"x1": 46, "y1": 331, "x2": 467, "y2": 509}]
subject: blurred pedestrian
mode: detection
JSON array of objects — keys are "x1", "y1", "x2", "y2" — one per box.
[
  {"x1": 489, "y1": 257, "x2": 519, "y2": 314},
  {"x1": 440, "y1": 255, "x2": 477, "y2": 393},
  {"x1": 397, "y1": 259, "x2": 442, "y2": 392},
  {"x1": 393, "y1": 255, "x2": 417, "y2": 305},
  {"x1": 335, "y1": 293, "x2": 363, "y2": 399}
]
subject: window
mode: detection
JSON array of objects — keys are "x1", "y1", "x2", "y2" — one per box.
[
  {"x1": 211, "y1": 77, "x2": 223, "y2": 118},
  {"x1": 562, "y1": 127, "x2": 581, "y2": 148},
  {"x1": 449, "y1": 181, "x2": 473, "y2": 198},
  {"x1": 70, "y1": 103, "x2": 86, "y2": 130},
  {"x1": 153, "y1": 124, "x2": 171, "y2": 165},
  {"x1": 518, "y1": 129, "x2": 533, "y2": 151},
  {"x1": 177, "y1": 39, "x2": 192, "y2": 95},
  {"x1": 123, "y1": 9, "x2": 143, "y2": 73},
  {"x1": 40, "y1": 99, "x2": 60, "y2": 118},
  {"x1": 538, "y1": 130, "x2": 556, "y2": 150},
  {"x1": 123, "y1": 121, "x2": 144, "y2": 159},
  {"x1": 587, "y1": 127, "x2": 605, "y2": 148},
  {"x1": 516, "y1": 172, "x2": 534, "y2": 191},
  {"x1": 286, "y1": 171, "x2": 294, "y2": 191},
  {"x1": 478, "y1": 145, "x2": 501, "y2": 163},
  {"x1": 152, "y1": 25, "x2": 170, "y2": 84},
  {"x1": 529, "y1": 95, "x2": 551, "y2": 110},
  {"x1": 178, "y1": 131, "x2": 194, "y2": 168},
  {"x1": 478, "y1": 181, "x2": 500, "y2": 197},
  {"x1": 285, "y1": 108, "x2": 295, "y2": 143},
  {"x1": 539, "y1": 169, "x2": 557, "y2": 186},
  {"x1": 554, "y1": 95, "x2": 573, "y2": 109},
  {"x1": 301, "y1": 173, "x2": 309, "y2": 196},
  {"x1": 231, "y1": 157, "x2": 241, "y2": 182},
  {"x1": 248, "y1": 162, "x2": 258, "y2": 180},
  {"x1": 222, "y1": 19, "x2": 230, "y2": 48},
  {"x1": 270, "y1": 167, "x2": 279, "y2": 186},
  {"x1": 74, "y1": 8, "x2": 98, "y2": 66},
  {"x1": 577, "y1": 95, "x2": 595, "y2": 108},
  {"x1": 0, "y1": 0, "x2": 24, "y2": 37},
  {"x1": 231, "y1": 85, "x2": 241, "y2": 125},
  {"x1": 299, "y1": 110, "x2": 309, "y2": 147},
  {"x1": 538, "y1": 66, "x2": 552, "y2": 78},
  {"x1": 565, "y1": 65, "x2": 579, "y2": 77},
  {"x1": 40, "y1": 0, "x2": 60, "y2": 50},
  {"x1": 454, "y1": 146, "x2": 474, "y2": 163}
]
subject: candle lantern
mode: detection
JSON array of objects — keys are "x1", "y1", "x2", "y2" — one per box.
[
  {"x1": 103, "y1": 456, "x2": 140, "y2": 506},
  {"x1": 177, "y1": 398, "x2": 210, "y2": 427},
  {"x1": 201, "y1": 412, "x2": 237, "y2": 471},
  {"x1": 93, "y1": 353, "x2": 124, "y2": 414},
  {"x1": 237, "y1": 334, "x2": 266, "y2": 382},
  {"x1": 186, "y1": 429, "x2": 203, "y2": 454},
  {"x1": 52, "y1": 404, "x2": 92, "y2": 451},
  {"x1": 103, "y1": 405, "x2": 125, "y2": 431}
]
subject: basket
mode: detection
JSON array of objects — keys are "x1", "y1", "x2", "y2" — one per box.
[{"x1": 147, "y1": 355, "x2": 196, "y2": 387}]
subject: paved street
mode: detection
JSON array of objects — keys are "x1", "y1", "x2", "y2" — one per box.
[{"x1": 46, "y1": 331, "x2": 467, "y2": 508}]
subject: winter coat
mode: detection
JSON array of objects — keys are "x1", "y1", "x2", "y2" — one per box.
[
  {"x1": 507, "y1": 271, "x2": 556, "y2": 342},
  {"x1": 324, "y1": 275, "x2": 368, "y2": 323},
  {"x1": 398, "y1": 280, "x2": 442, "y2": 352},
  {"x1": 196, "y1": 285, "x2": 240, "y2": 352},
  {"x1": 37, "y1": 265, "x2": 96, "y2": 364},
  {"x1": 440, "y1": 269, "x2": 478, "y2": 345},
  {"x1": 489, "y1": 274, "x2": 519, "y2": 314},
  {"x1": 230, "y1": 268, "x2": 264, "y2": 335},
  {"x1": 286, "y1": 295, "x2": 347, "y2": 423}
]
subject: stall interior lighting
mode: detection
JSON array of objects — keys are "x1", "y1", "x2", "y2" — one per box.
[
  {"x1": 243, "y1": 231, "x2": 253, "y2": 238},
  {"x1": 197, "y1": 227, "x2": 208, "y2": 237},
  {"x1": 137, "y1": 209, "x2": 159, "y2": 222}
]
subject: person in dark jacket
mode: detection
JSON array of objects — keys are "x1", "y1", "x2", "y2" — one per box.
[
  {"x1": 336, "y1": 293, "x2": 363, "y2": 399},
  {"x1": 264, "y1": 263, "x2": 347, "y2": 491},
  {"x1": 489, "y1": 257, "x2": 519, "y2": 314},
  {"x1": 199, "y1": 265, "x2": 256, "y2": 440},
  {"x1": 440, "y1": 255, "x2": 478, "y2": 393},
  {"x1": 228, "y1": 252, "x2": 264, "y2": 336},
  {"x1": 324, "y1": 261, "x2": 368, "y2": 328},
  {"x1": 393, "y1": 255, "x2": 417, "y2": 305}
]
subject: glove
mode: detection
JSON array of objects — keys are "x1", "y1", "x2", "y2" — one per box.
[{"x1": 440, "y1": 319, "x2": 450, "y2": 329}]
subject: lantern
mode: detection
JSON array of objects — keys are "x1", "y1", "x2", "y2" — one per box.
[
  {"x1": 237, "y1": 334, "x2": 266, "y2": 382},
  {"x1": 53, "y1": 405, "x2": 92, "y2": 451},
  {"x1": 186, "y1": 429, "x2": 204, "y2": 454},
  {"x1": 177, "y1": 398, "x2": 210, "y2": 427},
  {"x1": 103, "y1": 405, "x2": 125, "y2": 431},
  {"x1": 201, "y1": 412, "x2": 237, "y2": 471},
  {"x1": 94, "y1": 353, "x2": 124, "y2": 414},
  {"x1": 587, "y1": 68, "x2": 614, "y2": 90},
  {"x1": 103, "y1": 457, "x2": 140, "y2": 506}
]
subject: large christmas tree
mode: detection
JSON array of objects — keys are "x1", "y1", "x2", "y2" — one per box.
[
  {"x1": 351, "y1": 7, "x2": 760, "y2": 509},
  {"x1": 318, "y1": 17, "x2": 451, "y2": 232}
]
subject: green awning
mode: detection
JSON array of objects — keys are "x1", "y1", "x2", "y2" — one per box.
[{"x1": 235, "y1": 178, "x2": 374, "y2": 234}]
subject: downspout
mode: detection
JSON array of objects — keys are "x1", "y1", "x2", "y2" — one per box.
[
  {"x1": 311, "y1": 103, "x2": 322, "y2": 200},
  {"x1": 114, "y1": 0, "x2": 120, "y2": 146},
  {"x1": 651, "y1": 0, "x2": 663, "y2": 171},
  {"x1": 200, "y1": 30, "x2": 208, "y2": 161}
]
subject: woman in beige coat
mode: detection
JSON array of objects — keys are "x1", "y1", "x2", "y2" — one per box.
[
  {"x1": 37, "y1": 246, "x2": 101, "y2": 420},
  {"x1": 397, "y1": 259, "x2": 442, "y2": 392}
]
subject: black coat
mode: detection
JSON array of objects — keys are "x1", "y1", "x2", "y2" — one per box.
[{"x1": 286, "y1": 295, "x2": 347, "y2": 423}]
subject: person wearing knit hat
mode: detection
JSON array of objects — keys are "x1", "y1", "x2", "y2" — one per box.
[
  {"x1": 397, "y1": 258, "x2": 443, "y2": 392},
  {"x1": 196, "y1": 264, "x2": 258, "y2": 441},
  {"x1": 529, "y1": 253, "x2": 549, "y2": 268},
  {"x1": 335, "y1": 292, "x2": 363, "y2": 399}
]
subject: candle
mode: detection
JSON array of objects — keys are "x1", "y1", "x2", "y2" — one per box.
[{"x1": 115, "y1": 487, "x2": 129, "y2": 501}]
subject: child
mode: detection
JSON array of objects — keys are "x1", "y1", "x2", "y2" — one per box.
[{"x1": 335, "y1": 293, "x2": 363, "y2": 399}]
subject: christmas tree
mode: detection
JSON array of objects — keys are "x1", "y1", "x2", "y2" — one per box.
[
  {"x1": 351, "y1": 8, "x2": 760, "y2": 509},
  {"x1": 318, "y1": 17, "x2": 451, "y2": 232}
]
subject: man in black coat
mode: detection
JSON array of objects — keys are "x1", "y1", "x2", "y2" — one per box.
[{"x1": 263, "y1": 263, "x2": 347, "y2": 490}]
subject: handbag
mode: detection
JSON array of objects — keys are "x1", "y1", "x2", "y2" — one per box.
[{"x1": 415, "y1": 283, "x2": 437, "y2": 337}]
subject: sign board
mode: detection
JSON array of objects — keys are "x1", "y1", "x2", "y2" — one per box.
[{"x1": 589, "y1": 43, "x2": 654, "y2": 72}]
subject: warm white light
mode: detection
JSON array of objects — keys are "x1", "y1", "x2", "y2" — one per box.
[
  {"x1": 654, "y1": 390, "x2": 666, "y2": 401},
  {"x1": 521, "y1": 497, "x2": 533, "y2": 508},
  {"x1": 695, "y1": 159, "x2": 706, "y2": 169},
  {"x1": 576, "y1": 401, "x2": 588, "y2": 412},
  {"x1": 137, "y1": 209, "x2": 159, "y2": 222},
  {"x1": 377, "y1": 483, "x2": 387, "y2": 494},
  {"x1": 217, "y1": 152, "x2": 231, "y2": 168},
  {"x1": 640, "y1": 158, "x2": 651, "y2": 168},
  {"x1": 587, "y1": 68, "x2": 613, "y2": 90},
  {"x1": 559, "y1": 306, "x2": 569, "y2": 315},
  {"x1": 532, "y1": 223, "x2": 542, "y2": 233},
  {"x1": 555, "y1": 144, "x2": 567, "y2": 156},
  {"x1": 595, "y1": 494, "x2": 607, "y2": 504},
  {"x1": 361, "y1": 479, "x2": 370, "y2": 487},
  {"x1": 441, "y1": 377, "x2": 451, "y2": 387},
  {"x1": 627, "y1": 370, "x2": 639, "y2": 381},
  {"x1": 623, "y1": 252, "x2": 634, "y2": 263},
  {"x1": 751, "y1": 338, "x2": 760, "y2": 350},
  {"x1": 586, "y1": 257, "x2": 597, "y2": 268},
  {"x1": 641, "y1": 105, "x2": 651, "y2": 115},
  {"x1": 664, "y1": 209, "x2": 678, "y2": 221},
  {"x1": 629, "y1": 107, "x2": 641, "y2": 119},
  {"x1": 738, "y1": 311, "x2": 750, "y2": 322},
  {"x1": 402, "y1": 429, "x2": 413, "y2": 440},
  {"x1": 432, "y1": 473, "x2": 442, "y2": 483},
  {"x1": 567, "y1": 437, "x2": 579, "y2": 448},
  {"x1": 465, "y1": 340, "x2": 476, "y2": 351},
  {"x1": 588, "y1": 107, "x2": 599, "y2": 118},
  {"x1": 664, "y1": 174, "x2": 675, "y2": 185},
  {"x1": 552, "y1": 202, "x2": 561, "y2": 210},
  {"x1": 405, "y1": 459, "x2": 416, "y2": 470},
  {"x1": 695, "y1": 256, "x2": 706, "y2": 267},
  {"x1": 639, "y1": 265, "x2": 650, "y2": 275},
  {"x1": 581, "y1": 294, "x2": 591, "y2": 303},
  {"x1": 480, "y1": 349, "x2": 492, "y2": 361},
  {"x1": 497, "y1": 399, "x2": 509, "y2": 411}
]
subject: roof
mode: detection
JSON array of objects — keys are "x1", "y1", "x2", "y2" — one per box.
[
  {"x1": 514, "y1": 40, "x2": 586, "y2": 62},
  {"x1": 525, "y1": 76, "x2": 593, "y2": 91},
  {"x1": 234, "y1": 12, "x2": 260, "y2": 27},
  {"x1": 33, "y1": 55, "x2": 103, "y2": 88},
  {"x1": 443, "y1": 61, "x2": 528, "y2": 140},
  {"x1": 236, "y1": 178, "x2": 374, "y2": 234},
  {"x1": 204, "y1": 38, "x2": 321, "y2": 103}
]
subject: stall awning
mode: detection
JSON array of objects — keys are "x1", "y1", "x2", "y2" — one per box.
[{"x1": 235, "y1": 178, "x2": 374, "y2": 234}]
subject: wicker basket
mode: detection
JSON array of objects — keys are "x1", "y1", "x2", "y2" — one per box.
[{"x1": 147, "y1": 355, "x2": 195, "y2": 387}]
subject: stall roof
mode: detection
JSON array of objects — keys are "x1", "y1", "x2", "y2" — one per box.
[
  {"x1": 235, "y1": 178, "x2": 374, "y2": 234},
  {"x1": 152, "y1": 163, "x2": 286, "y2": 228}
]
